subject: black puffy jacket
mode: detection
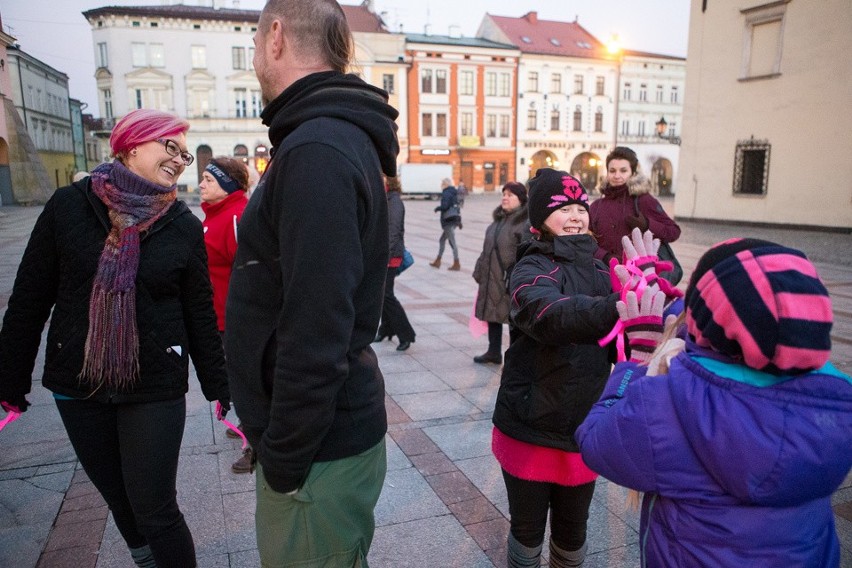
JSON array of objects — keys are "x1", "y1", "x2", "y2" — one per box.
[
  {"x1": 0, "y1": 178, "x2": 228, "y2": 405},
  {"x1": 493, "y1": 234, "x2": 618, "y2": 452}
]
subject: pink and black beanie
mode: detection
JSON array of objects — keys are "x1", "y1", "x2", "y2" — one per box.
[
  {"x1": 685, "y1": 238, "x2": 832, "y2": 375},
  {"x1": 527, "y1": 168, "x2": 589, "y2": 232}
]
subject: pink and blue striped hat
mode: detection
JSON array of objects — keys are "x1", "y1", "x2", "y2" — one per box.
[{"x1": 685, "y1": 238, "x2": 832, "y2": 375}]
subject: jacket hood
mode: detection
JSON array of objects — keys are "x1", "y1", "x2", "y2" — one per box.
[
  {"x1": 261, "y1": 71, "x2": 400, "y2": 177},
  {"x1": 669, "y1": 352, "x2": 852, "y2": 507},
  {"x1": 601, "y1": 173, "x2": 653, "y2": 198}
]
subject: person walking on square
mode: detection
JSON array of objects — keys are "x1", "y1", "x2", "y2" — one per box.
[
  {"x1": 492, "y1": 168, "x2": 621, "y2": 567},
  {"x1": 0, "y1": 109, "x2": 230, "y2": 568},
  {"x1": 577, "y1": 238, "x2": 852, "y2": 567},
  {"x1": 472, "y1": 181, "x2": 530, "y2": 365},
  {"x1": 430, "y1": 177, "x2": 462, "y2": 270},
  {"x1": 374, "y1": 176, "x2": 416, "y2": 352},
  {"x1": 224, "y1": 0, "x2": 399, "y2": 565},
  {"x1": 589, "y1": 146, "x2": 680, "y2": 267},
  {"x1": 199, "y1": 156, "x2": 253, "y2": 474}
]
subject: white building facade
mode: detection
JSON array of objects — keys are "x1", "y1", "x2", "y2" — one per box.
[
  {"x1": 616, "y1": 52, "x2": 686, "y2": 195},
  {"x1": 84, "y1": 3, "x2": 406, "y2": 189}
]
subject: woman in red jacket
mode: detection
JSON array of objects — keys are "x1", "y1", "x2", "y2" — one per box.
[{"x1": 199, "y1": 156, "x2": 250, "y2": 473}]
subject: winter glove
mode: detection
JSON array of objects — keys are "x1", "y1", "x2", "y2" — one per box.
[
  {"x1": 216, "y1": 399, "x2": 231, "y2": 420},
  {"x1": 1, "y1": 396, "x2": 29, "y2": 414},
  {"x1": 620, "y1": 228, "x2": 683, "y2": 300},
  {"x1": 617, "y1": 289, "x2": 666, "y2": 364},
  {"x1": 626, "y1": 213, "x2": 649, "y2": 232}
]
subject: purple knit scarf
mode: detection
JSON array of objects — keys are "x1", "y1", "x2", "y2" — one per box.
[{"x1": 80, "y1": 161, "x2": 177, "y2": 390}]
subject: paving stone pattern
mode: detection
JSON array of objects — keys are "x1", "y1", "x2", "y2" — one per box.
[{"x1": 0, "y1": 194, "x2": 850, "y2": 567}]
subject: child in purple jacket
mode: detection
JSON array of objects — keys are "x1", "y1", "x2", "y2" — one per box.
[{"x1": 577, "y1": 238, "x2": 852, "y2": 567}]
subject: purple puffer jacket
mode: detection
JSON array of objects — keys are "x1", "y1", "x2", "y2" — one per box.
[{"x1": 576, "y1": 349, "x2": 852, "y2": 567}]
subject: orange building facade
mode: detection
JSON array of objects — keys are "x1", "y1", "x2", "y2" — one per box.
[{"x1": 405, "y1": 34, "x2": 519, "y2": 192}]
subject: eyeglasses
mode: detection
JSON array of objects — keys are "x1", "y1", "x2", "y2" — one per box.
[{"x1": 156, "y1": 138, "x2": 195, "y2": 166}]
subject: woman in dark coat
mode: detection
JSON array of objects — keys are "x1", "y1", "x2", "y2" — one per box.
[
  {"x1": 375, "y1": 176, "x2": 416, "y2": 351},
  {"x1": 472, "y1": 182, "x2": 530, "y2": 364},
  {"x1": 589, "y1": 146, "x2": 680, "y2": 264},
  {"x1": 0, "y1": 109, "x2": 229, "y2": 568}
]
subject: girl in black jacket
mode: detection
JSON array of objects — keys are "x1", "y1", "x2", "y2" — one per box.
[
  {"x1": 492, "y1": 168, "x2": 619, "y2": 568},
  {"x1": 0, "y1": 110, "x2": 229, "y2": 568}
]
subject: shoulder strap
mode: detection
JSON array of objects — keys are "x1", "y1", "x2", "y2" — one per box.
[{"x1": 633, "y1": 195, "x2": 640, "y2": 216}]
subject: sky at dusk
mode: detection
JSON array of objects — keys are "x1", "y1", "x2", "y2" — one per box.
[{"x1": 1, "y1": 0, "x2": 691, "y2": 116}]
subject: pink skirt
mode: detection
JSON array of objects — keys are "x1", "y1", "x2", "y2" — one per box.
[{"x1": 492, "y1": 427, "x2": 598, "y2": 486}]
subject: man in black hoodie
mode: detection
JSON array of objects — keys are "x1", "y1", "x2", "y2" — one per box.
[{"x1": 224, "y1": 1, "x2": 399, "y2": 564}]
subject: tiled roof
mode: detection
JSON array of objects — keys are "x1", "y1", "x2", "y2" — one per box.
[
  {"x1": 405, "y1": 34, "x2": 516, "y2": 50},
  {"x1": 486, "y1": 12, "x2": 608, "y2": 59},
  {"x1": 82, "y1": 3, "x2": 388, "y2": 34}
]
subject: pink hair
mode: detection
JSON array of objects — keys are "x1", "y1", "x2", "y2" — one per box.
[{"x1": 110, "y1": 109, "x2": 190, "y2": 158}]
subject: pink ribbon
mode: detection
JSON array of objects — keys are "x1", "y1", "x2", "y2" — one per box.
[
  {"x1": 0, "y1": 402, "x2": 22, "y2": 434},
  {"x1": 216, "y1": 401, "x2": 247, "y2": 450}
]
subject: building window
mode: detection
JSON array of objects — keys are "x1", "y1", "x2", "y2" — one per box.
[
  {"x1": 383, "y1": 73, "x2": 395, "y2": 94},
  {"x1": 595, "y1": 76, "x2": 605, "y2": 96},
  {"x1": 421, "y1": 113, "x2": 432, "y2": 136},
  {"x1": 436, "y1": 113, "x2": 447, "y2": 137},
  {"x1": 621, "y1": 119, "x2": 630, "y2": 136},
  {"x1": 656, "y1": 84, "x2": 664, "y2": 102},
  {"x1": 500, "y1": 115, "x2": 510, "y2": 137},
  {"x1": 103, "y1": 89, "x2": 113, "y2": 119},
  {"x1": 460, "y1": 71, "x2": 474, "y2": 96},
  {"x1": 249, "y1": 47, "x2": 255, "y2": 70},
  {"x1": 638, "y1": 121, "x2": 646, "y2": 137},
  {"x1": 639, "y1": 83, "x2": 648, "y2": 102},
  {"x1": 594, "y1": 108, "x2": 603, "y2": 132},
  {"x1": 499, "y1": 73, "x2": 511, "y2": 97},
  {"x1": 131, "y1": 43, "x2": 147, "y2": 67},
  {"x1": 251, "y1": 90, "x2": 263, "y2": 118},
  {"x1": 573, "y1": 106, "x2": 582, "y2": 131},
  {"x1": 573, "y1": 75, "x2": 584, "y2": 95},
  {"x1": 528, "y1": 71, "x2": 538, "y2": 92},
  {"x1": 671, "y1": 86, "x2": 679, "y2": 103},
  {"x1": 97, "y1": 42, "x2": 109, "y2": 68},
  {"x1": 190, "y1": 89, "x2": 210, "y2": 118},
  {"x1": 550, "y1": 73, "x2": 562, "y2": 94},
  {"x1": 134, "y1": 89, "x2": 144, "y2": 109},
  {"x1": 235, "y1": 89, "x2": 247, "y2": 118},
  {"x1": 461, "y1": 112, "x2": 473, "y2": 136},
  {"x1": 232, "y1": 47, "x2": 246, "y2": 70},
  {"x1": 486, "y1": 114, "x2": 497, "y2": 138},
  {"x1": 149, "y1": 44, "x2": 165, "y2": 68},
  {"x1": 191, "y1": 46, "x2": 206, "y2": 69},
  {"x1": 623, "y1": 82, "x2": 632, "y2": 101},
  {"x1": 527, "y1": 109, "x2": 537, "y2": 130},
  {"x1": 550, "y1": 109, "x2": 560, "y2": 131},
  {"x1": 733, "y1": 139, "x2": 771, "y2": 195},
  {"x1": 741, "y1": 1, "x2": 788, "y2": 79},
  {"x1": 486, "y1": 72, "x2": 497, "y2": 96},
  {"x1": 420, "y1": 69, "x2": 433, "y2": 93},
  {"x1": 435, "y1": 69, "x2": 447, "y2": 94},
  {"x1": 499, "y1": 162, "x2": 508, "y2": 185}
]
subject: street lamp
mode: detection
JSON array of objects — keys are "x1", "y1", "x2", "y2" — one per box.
[{"x1": 655, "y1": 116, "x2": 681, "y2": 145}]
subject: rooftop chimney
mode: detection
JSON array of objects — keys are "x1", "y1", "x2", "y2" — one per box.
[{"x1": 525, "y1": 11, "x2": 538, "y2": 25}]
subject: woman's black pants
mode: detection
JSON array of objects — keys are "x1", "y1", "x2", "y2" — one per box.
[{"x1": 56, "y1": 397, "x2": 196, "y2": 567}]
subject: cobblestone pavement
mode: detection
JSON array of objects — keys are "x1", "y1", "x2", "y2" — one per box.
[{"x1": 0, "y1": 193, "x2": 850, "y2": 567}]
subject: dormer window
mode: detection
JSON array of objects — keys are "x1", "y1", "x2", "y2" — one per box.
[
  {"x1": 576, "y1": 41, "x2": 592, "y2": 49},
  {"x1": 521, "y1": 36, "x2": 532, "y2": 43},
  {"x1": 549, "y1": 38, "x2": 561, "y2": 46}
]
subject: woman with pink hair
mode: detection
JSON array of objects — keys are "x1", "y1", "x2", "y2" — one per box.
[{"x1": 0, "y1": 109, "x2": 230, "y2": 567}]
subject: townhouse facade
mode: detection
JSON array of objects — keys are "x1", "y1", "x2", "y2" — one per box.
[
  {"x1": 478, "y1": 11, "x2": 685, "y2": 193},
  {"x1": 83, "y1": 2, "x2": 407, "y2": 189},
  {"x1": 405, "y1": 33, "x2": 519, "y2": 192},
  {"x1": 674, "y1": 0, "x2": 851, "y2": 229}
]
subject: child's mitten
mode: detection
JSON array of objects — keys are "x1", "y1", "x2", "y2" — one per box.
[{"x1": 617, "y1": 289, "x2": 666, "y2": 364}]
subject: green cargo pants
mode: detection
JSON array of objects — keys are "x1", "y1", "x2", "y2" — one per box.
[{"x1": 255, "y1": 438, "x2": 387, "y2": 568}]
